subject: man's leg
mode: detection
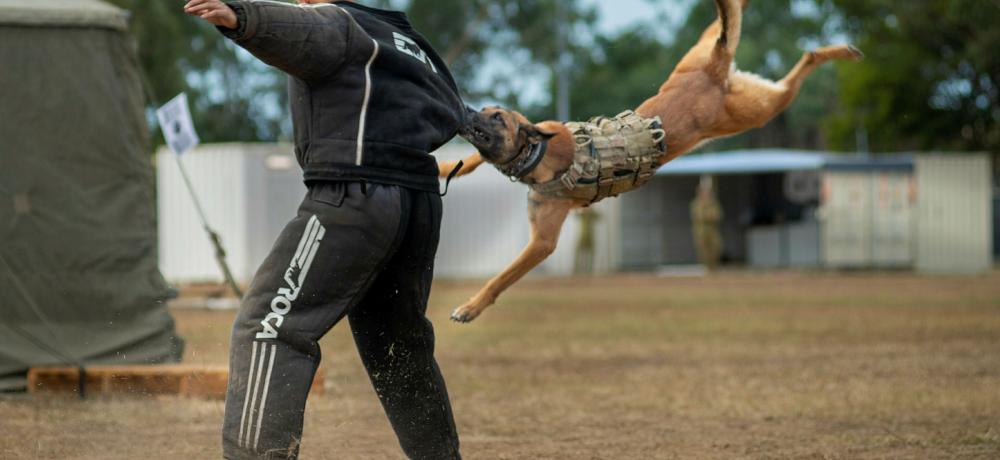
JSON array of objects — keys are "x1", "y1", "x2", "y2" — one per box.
[
  {"x1": 348, "y1": 189, "x2": 462, "y2": 460},
  {"x1": 222, "y1": 182, "x2": 406, "y2": 460}
]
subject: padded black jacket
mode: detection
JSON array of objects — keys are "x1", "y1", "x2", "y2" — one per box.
[{"x1": 221, "y1": 1, "x2": 465, "y2": 192}]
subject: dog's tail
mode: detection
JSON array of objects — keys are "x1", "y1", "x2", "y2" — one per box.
[{"x1": 438, "y1": 152, "x2": 485, "y2": 178}]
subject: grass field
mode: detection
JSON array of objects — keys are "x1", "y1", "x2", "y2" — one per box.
[{"x1": 3, "y1": 271, "x2": 1000, "y2": 459}]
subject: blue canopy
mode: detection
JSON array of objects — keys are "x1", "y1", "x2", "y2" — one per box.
[{"x1": 656, "y1": 149, "x2": 913, "y2": 175}]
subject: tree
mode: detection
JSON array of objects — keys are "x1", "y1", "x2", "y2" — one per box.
[
  {"x1": 566, "y1": 27, "x2": 677, "y2": 121},
  {"x1": 729, "y1": 0, "x2": 846, "y2": 150},
  {"x1": 116, "y1": 0, "x2": 600, "y2": 146},
  {"x1": 398, "y1": 0, "x2": 598, "y2": 110},
  {"x1": 824, "y1": 0, "x2": 1000, "y2": 156},
  {"x1": 109, "y1": 0, "x2": 287, "y2": 146},
  {"x1": 562, "y1": 0, "x2": 849, "y2": 151}
]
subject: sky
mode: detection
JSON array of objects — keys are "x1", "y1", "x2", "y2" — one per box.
[
  {"x1": 585, "y1": 0, "x2": 652, "y2": 34},
  {"x1": 586, "y1": 0, "x2": 696, "y2": 39},
  {"x1": 471, "y1": 0, "x2": 696, "y2": 109},
  {"x1": 222, "y1": 0, "x2": 698, "y2": 132}
]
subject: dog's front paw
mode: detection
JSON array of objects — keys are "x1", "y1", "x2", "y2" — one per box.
[{"x1": 450, "y1": 302, "x2": 485, "y2": 324}]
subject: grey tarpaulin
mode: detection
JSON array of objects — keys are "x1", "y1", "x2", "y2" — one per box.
[{"x1": 0, "y1": 0, "x2": 184, "y2": 390}]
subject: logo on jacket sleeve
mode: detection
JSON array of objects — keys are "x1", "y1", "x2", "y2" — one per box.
[
  {"x1": 393, "y1": 32, "x2": 438, "y2": 74},
  {"x1": 257, "y1": 215, "x2": 326, "y2": 340}
]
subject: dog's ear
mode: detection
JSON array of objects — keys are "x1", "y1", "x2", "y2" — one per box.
[{"x1": 520, "y1": 124, "x2": 557, "y2": 145}]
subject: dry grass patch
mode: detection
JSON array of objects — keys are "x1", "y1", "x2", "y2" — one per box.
[{"x1": 2, "y1": 271, "x2": 999, "y2": 459}]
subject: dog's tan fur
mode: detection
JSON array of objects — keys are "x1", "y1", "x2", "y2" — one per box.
[{"x1": 443, "y1": 0, "x2": 862, "y2": 323}]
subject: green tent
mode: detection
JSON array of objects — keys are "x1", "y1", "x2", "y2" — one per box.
[{"x1": 0, "y1": 0, "x2": 184, "y2": 390}]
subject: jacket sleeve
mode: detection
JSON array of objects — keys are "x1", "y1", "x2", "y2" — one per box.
[{"x1": 219, "y1": 1, "x2": 360, "y2": 81}]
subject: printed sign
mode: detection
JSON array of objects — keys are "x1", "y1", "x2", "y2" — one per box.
[
  {"x1": 156, "y1": 93, "x2": 200, "y2": 155},
  {"x1": 393, "y1": 32, "x2": 437, "y2": 73}
]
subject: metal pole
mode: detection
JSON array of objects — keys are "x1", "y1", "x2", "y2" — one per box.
[
  {"x1": 173, "y1": 154, "x2": 244, "y2": 299},
  {"x1": 555, "y1": 0, "x2": 571, "y2": 121},
  {"x1": 856, "y1": 124, "x2": 870, "y2": 157}
]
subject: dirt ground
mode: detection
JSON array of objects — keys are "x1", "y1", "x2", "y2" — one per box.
[{"x1": 2, "y1": 271, "x2": 1000, "y2": 459}]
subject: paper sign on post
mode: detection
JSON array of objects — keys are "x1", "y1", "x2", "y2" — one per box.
[{"x1": 156, "y1": 93, "x2": 200, "y2": 156}]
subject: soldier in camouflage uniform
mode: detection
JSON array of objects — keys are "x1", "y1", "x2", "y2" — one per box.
[
  {"x1": 690, "y1": 176, "x2": 724, "y2": 270},
  {"x1": 573, "y1": 208, "x2": 601, "y2": 274}
]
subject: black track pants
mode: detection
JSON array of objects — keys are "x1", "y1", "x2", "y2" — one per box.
[{"x1": 221, "y1": 182, "x2": 461, "y2": 460}]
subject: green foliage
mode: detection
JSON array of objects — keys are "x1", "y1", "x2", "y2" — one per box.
[
  {"x1": 401, "y1": 0, "x2": 598, "y2": 108},
  {"x1": 115, "y1": 0, "x2": 599, "y2": 145},
  {"x1": 108, "y1": 0, "x2": 286, "y2": 146},
  {"x1": 563, "y1": 0, "x2": 847, "y2": 151},
  {"x1": 826, "y1": 0, "x2": 1000, "y2": 153},
  {"x1": 566, "y1": 28, "x2": 676, "y2": 120},
  {"x1": 730, "y1": 0, "x2": 845, "y2": 150},
  {"x1": 114, "y1": 0, "x2": 998, "y2": 157}
]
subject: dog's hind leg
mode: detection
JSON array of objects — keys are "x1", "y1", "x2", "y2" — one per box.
[
  {"x1": 669, "y1": 0, "x2": 744, "y2": 86},
  {"x1": 450, "y1": 194, "x2": 574, "y2": 323},
  {"x1": 779, "y1": 45, "x2": 864, "y2": 101},
  {"x1": 719, "y1": 45, "x2": 863, "y2": 131}
]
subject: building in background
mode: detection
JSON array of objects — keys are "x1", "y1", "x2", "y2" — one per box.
[
  {"x1": 156, "y1": 146, "x2": 994, "y2": 285},
  {"x1": 994, "y1": 189, "x2": 1000, "y2": 261},
  {"x1": 433, "y1": 146, "x2": 622, "y2": 279},
  {"x1": 157, "y1": 143, "x2": 304, "y2": 284},
  {"x1": 913, "y1": 155, "x2": 994, "y2": 273},
  {"x1": 623, "y1": 150, "x2": 993, "y2": 274},
  {"x1": 156, "y1": 143, "x2": 621, "y2": 284}
]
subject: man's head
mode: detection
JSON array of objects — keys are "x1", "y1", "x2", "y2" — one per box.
[
  {"x1": 460, "y1": 106, "x2": 555, "y2": 165},
  {"x1": 697, "y1": 175, "x2": 715, "y2": 199}
]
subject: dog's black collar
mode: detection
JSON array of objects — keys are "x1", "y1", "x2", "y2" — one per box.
[{"x1": 495, "y1": 139, "x2": 548, "y2": 182}]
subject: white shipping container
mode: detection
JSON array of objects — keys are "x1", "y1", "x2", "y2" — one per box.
[
  {"x1": 821, "y1": 172, "x2": 872, "y2": 268},
  {"x1": 915, "y1": 154, "x2": 993, "y2": 274},
  {"x1": 871, "y1": 172, "x2": 915, "y2": 267},
  {"x1": 820, "y1": 170, "x2": 915, "y2": 269},
  {"x1": 157, "y1": 143, "x2": 621, "y2": 285},
  {"x1": 434, "y1": 145, "x2": 621, "y2": 278},
  {"x1": 157, "y1": 143, "x2": 304, "y2": 284}
]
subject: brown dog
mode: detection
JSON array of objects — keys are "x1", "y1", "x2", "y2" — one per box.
[{"x1": 441, "y1": 0, "x2": 862, "y2": 323}]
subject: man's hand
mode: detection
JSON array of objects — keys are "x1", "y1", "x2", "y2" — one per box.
[{"x1": 184, "y1": 0, "x2": 238, "y2": 29}]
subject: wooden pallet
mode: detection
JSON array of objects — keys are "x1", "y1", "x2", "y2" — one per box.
[{"x1": 26, "y1": 365, "x2": 325, "y2": 399}]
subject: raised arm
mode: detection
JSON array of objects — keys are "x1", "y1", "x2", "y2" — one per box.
[{"x1": 184, "y1": 0, "x2": 359, "y2": 82}]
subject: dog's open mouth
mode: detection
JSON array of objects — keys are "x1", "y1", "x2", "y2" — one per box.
[
  {"x1": 471, "y1": 126, "x2": 489, "y2": 141},
  {"x1": 462, "y1": 124, "x2": 490, "y2": 145}
]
